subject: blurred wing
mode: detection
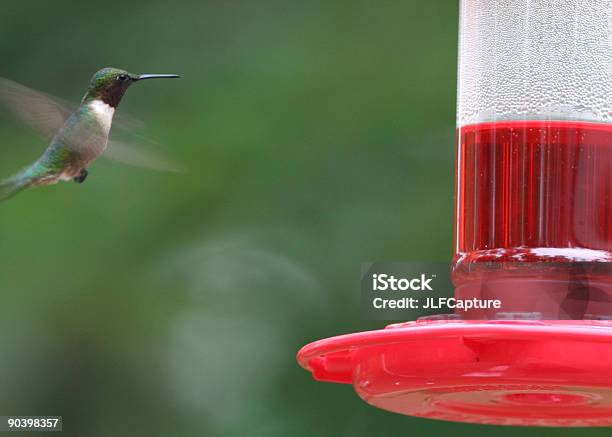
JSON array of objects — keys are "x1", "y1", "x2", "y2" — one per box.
[
  {"x1": 0, "y1": 76, "x2": 182, "y2": 172},
  {"x1": 0, "y1": 77, "x2": 142, "y2": 138},
  {"x1": 105, "y1": 140, "x2": 185, "y2": 173},
  {"x1": 0, "y1": 77, "x2": 73, "y2": 138}
]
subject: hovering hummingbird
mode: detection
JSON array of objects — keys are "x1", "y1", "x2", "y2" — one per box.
[{"x1": 0, "y1": 67, "x2": 179, "y2": 201}]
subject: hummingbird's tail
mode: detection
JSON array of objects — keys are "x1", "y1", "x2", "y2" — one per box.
[{"x1": 0, "y1": 167, "x2": 37, "y2": 202}]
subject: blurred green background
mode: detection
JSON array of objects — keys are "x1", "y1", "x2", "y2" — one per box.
[{"x1": 0, "y1": 1, "x2": 606, "y2": 436}]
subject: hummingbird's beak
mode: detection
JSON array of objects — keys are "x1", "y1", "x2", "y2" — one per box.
[{"x1": 135, "y1": 74, "x2": 180, "y2": 81}]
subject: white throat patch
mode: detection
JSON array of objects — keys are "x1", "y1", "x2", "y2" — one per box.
[{"x1": 89, "y1": 99, "x2": 115, "y2": 131}]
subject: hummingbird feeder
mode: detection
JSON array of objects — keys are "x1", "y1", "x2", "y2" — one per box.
[{"x1": 298, "y1": 0, "x2": 612, "y2": 427}]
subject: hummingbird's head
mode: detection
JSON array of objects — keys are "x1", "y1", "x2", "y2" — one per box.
[{"x1": 83, "y1": 67, "x2": 179, "y2": 108}]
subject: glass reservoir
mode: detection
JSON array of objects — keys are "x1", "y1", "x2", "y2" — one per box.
[
  {"x1": 453, "y1": 0, "x2": 612, "y2": 319},
  {"x1": 298, "y1": 2, "x2": 612, "y2": 427}
]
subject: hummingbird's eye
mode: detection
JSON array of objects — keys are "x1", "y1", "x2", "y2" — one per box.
[{"x1": 117, "y1": 74, "x2": 129, "y2": 82}]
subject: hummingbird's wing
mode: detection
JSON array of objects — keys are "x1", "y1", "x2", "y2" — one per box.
[
  {"x1": 105, "y1": 140, "x2": 184, "y2": 173},
  {"x1": 0, "y1": 77, "x2": 183, "y2": 173},
  {"x1": 0, "y1": 77, "x2": 72, "y2": 139}
]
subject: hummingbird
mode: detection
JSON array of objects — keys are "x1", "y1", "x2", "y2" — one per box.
[{"x1": 0, "y1": 67, "x2": 179, "y2": 202}]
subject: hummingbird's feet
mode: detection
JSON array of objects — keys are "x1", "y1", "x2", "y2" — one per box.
[{"x1": 74, "y1": 169, "x2": 88, "y2": 184}]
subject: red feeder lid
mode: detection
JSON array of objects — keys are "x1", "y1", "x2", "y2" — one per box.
[{"x1": 297, "y1": 319, "x2": 612, "y2": 427}]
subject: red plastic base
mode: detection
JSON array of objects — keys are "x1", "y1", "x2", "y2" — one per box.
[{"x1": 297, "y1": 320, "x2": 612, "y2": 427}]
